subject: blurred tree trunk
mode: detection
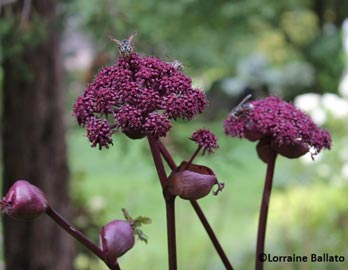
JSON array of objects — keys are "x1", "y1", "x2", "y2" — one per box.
[
  {"x1": 311, "y1": 0, "x2": 348, "y2": 28},
  {"x1": 1, "y1": 1, "x2": 75, "y2": 270}
]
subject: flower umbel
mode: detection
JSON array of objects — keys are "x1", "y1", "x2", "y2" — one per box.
[
  {"x1": 224, "y1": 96, "x2": 331, "y2": 162},
  {"x1": 190, "y1": 129, "x2": 219, "y2": 155},
  {"x1": 73, "y1": 37, "x2": 207, "y2": 149}
]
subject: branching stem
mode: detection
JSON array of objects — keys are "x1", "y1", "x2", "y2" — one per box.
[
  {"x1": 45, "y1": 206, "x2": 121, "y2": 270},
  {"x1": 147, "y1": 136, "x2": 177, "y2": 270},
  {"x1": 157, "y1": 140, "x2": 234, "y2": 270}
]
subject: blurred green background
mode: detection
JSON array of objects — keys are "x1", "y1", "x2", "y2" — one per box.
[{"x1": 1, "y1": 0, "x2": 348, "y2": 269}]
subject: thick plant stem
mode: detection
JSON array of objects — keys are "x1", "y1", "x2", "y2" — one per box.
[
  {"x1": 166, "y1": 197, "x2": 178, "y2": 270},
  {"x1": 157, "y1": 141, "x2": 177, "y2": 170},
  {"x1": 45, "y1": 206, "x2": 121, "y2": 270},
  {"x1": 190, "y1": 200, "x2": 233, "y2": 270},
  {"x1": 158, "y1": 140, "x2": 234, "y2": 270},
  {"x1": 184, "y1": 145, "x2": 202, "y2": 169},
  {"x1": 147, "y1": 137, "x2": 177, "y2": 270},
  {"x1": 147, "y1": 137, "x2": 167, "y2": 187},
  {"x1": 255, "y1": 153, "x2": 277, "y2": 270}
]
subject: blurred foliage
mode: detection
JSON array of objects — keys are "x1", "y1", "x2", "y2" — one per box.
[
  {"x1": 266, "y1": 184, "x2": 348, "y2": 270},
  {"x1": 71, "y1": 0, "x2": 346, "y2": 95},
  {"x1": 0, "y1": 1, "x2": 72, "y2": 66},
  {"x1": 0, "y1": 14, "x2": 46, "y2": 62},
  {"x1": 0, "y1": 11, "x2": 47, "y2": 81},
  {"x1": 239, "y1": 183, "x2": 348, "y2": 270}
]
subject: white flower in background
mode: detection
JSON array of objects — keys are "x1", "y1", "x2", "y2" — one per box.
[
  {"x1": 339, "y1": 18, "x2": 348, "y2": 97},
  {"x1": 321, "y1": 93, "x2": 348, "y2": 119},
  {"x1": 300, "y1": 151, "x2": 324, "y2": 164},
  {"x1": 295, "y1": 93, "x2": 348, "y2": 123},
  {"x1": 343, "y1": 18, "x2": 348, "y2": 53},
  {"x1": 339, "y1": 73, "x2": 348, "y2": 98},
  {"x1": 310, "y1": 108, "x2": 327, "y2": 126},
  {"x1": 88, "y1": 196, "x2": 107, "y2": 212},
  {"x1": 294, "y1": 93, "x2": 321, "y2": 111},
  {"x1": 341, "y1": 163, "x2": 348, "y2": 179},
  {"x1": 294, "y1": 93, "x2": 327, "y2": 125}
]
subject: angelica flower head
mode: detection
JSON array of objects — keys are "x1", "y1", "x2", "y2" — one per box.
[
  {"x1": 73, "y1": 39, "x2": 207, "y2": 149},
  {"x1": 224, "y1": 96, "x2": 331, "y2": 162},
  {"x1": 190, "y1": 129, "x2": 219, "y2": 155}
]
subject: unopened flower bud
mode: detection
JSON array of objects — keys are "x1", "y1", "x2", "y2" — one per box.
[
  {"x1": 0, "y1": 180, "x2": 48, "y2": 220},
  {"x1": 99, "y1": 220, "x2": 135, "y2": 265},
  {"x1": 165, "y1": 162, "x2": 224, "y2": 200}
]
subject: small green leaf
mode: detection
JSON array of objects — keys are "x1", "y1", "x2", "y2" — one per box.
[
  {"x1": 121, "y1": 208, "x2": 151, "y2": 243},
  {"x1": 135, "y1": 228, "x2": 149, "y2": 244},
  {"x1": 134, "y1": 216, "x2": 152, "y2": 226}
]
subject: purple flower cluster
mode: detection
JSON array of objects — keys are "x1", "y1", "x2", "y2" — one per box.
[
  {"x1": 73, "y1": 53, "x2": 207, "y2": 149},
  {"x1": 86, "y1": 118, "x2": 113, "y2": 149},
  {"x1": 224, "y1": 96, "x2": 331, "y2": 160},
  {"x1": 190, "y1": 129, "x2": 219, "y2": 155}
]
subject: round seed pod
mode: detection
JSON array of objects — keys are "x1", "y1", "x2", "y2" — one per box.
[
  {"x1": 165, "y1": 161, "x2": 224, "y2": 200},
  {"x1": 1, "y1": 180, "x2": 48, "y2": 220},
  {"x1": 99, "y1": 220, "x2": 135, "y2": 266}
]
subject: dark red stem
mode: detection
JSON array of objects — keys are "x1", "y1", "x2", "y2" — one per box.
[
  {"x1": 190, "y1": 200, "x2": 233, "y2": 270},
  {"x1": 158, "y1": 141, "x2": 177, "y2": 169},
  {"x1": 45, "y1": 206, "x2": 121, "y2": 270},
  {"x1": 147, "y1": 136, "x2": 177, "y2": 270},
  {"x1": 157, "y1": 140, "x2": 234, "y2": 270},
  {"x1": 255, "y1": 153, "x2": 277, "y2": 270},
  {"x1": 147, "y1": 136, "x2": 167, "y2": 187},
  {"x1": 166, "y1": 197, "x2": 177, "y2": 270},
  {"x1": 184, "y1": 145, "x2": 202, "y2": 169}
]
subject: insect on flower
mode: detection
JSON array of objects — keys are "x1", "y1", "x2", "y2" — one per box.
[
  {"x1": 229, "y1": 94, "x2": 254, "y2": 119},
  {"x1": 167, "y1": 60, "x2": 184, "y2": 71},
  {"x1": 109, "y1": 32, "x2": 137, "y2": 56}
]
